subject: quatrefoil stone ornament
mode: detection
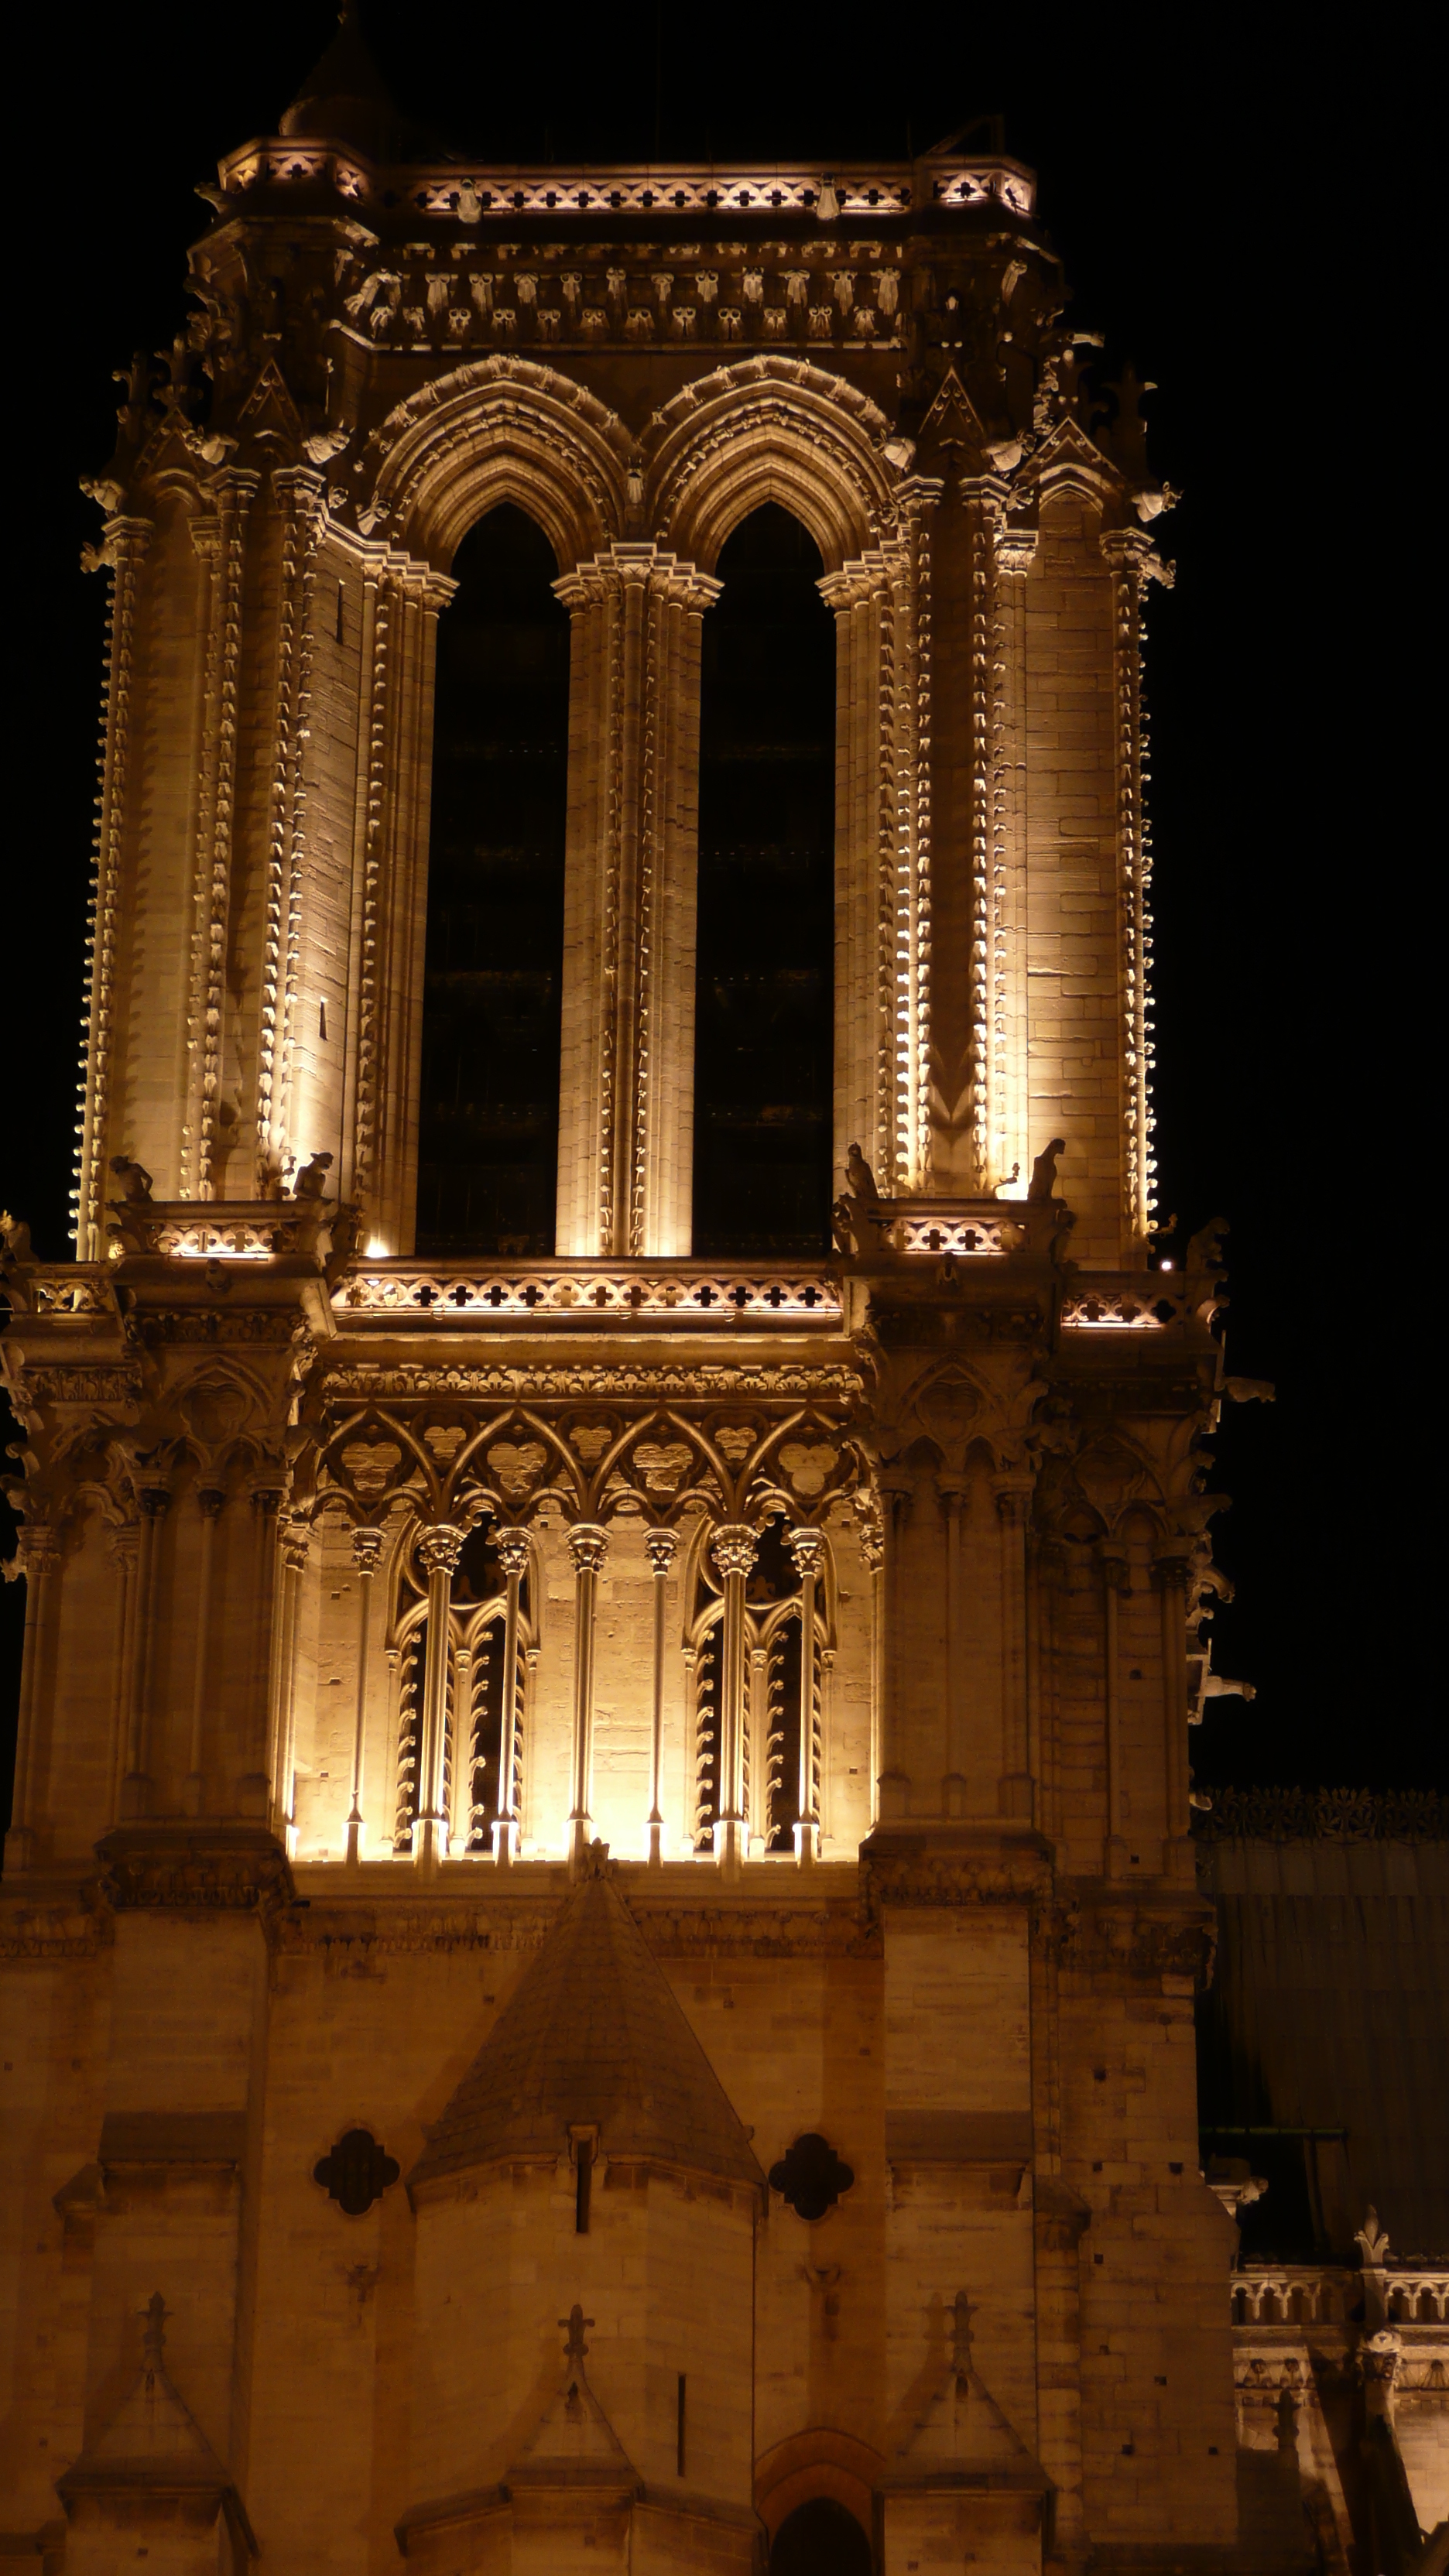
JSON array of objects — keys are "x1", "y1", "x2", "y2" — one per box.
[
  {"x1": 313, "y1": 2127, "x2": 400, "y2": 2218},
  {"x1": 769, "y1": 2131, "x2": 855, "y2": 2222}
]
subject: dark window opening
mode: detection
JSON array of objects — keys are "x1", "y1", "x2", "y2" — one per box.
[
  {"x1": 769, "y1": 2497, "x2": 872, "y2": 2576},
  {"x1": 676, "y1": 2372, "x2": 687, "y2": 2476},
  {"x1": 694, "y1": 504, "x2": 834, "y2": 1258},
  {"x1": 574, "y1": 2135, "x2": 593, "y2": 2233},
  {"x1": 416, "y1": 503, "x2": 569, "y2": 1255}
]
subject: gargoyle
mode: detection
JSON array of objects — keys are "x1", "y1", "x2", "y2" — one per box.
[
  {"x1": 1027, "y1": 1137, "x2": 1065, "y2": 1202},
  {"x1": 109, "y1": 1155, "x2": 153, "y2": 1201},
  {"x1": 291, "y1": 1151, "x2": 334, "y2": 1203}
]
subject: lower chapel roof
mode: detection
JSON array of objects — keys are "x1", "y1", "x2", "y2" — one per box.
[{"x1": 407, "y1": 1855, "x2": 766, "y2": 2198}]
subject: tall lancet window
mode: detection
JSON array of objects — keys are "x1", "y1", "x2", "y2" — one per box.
[
  {"x1": 693, "y1": 505, "x2": 834, "y2": 1256},
  {"x1": 416, "y1": 504, "x2": 569, "y2": 1255}
]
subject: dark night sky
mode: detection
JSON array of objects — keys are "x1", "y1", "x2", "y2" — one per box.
[{"x1": 2, "y1": 5, "x2": 1436, "y2": 1803}]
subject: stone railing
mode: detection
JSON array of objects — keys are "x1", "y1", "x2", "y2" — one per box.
[
  {"x1": 1196, "y1": 1786, "x2": 1449, "y2": 1841},
  {"x1": 0, "y1": 1263, "x2": 115, "y2": 1319},
  {"x1": 1231, "y1": 2263, "x2": 1449, "y2": 2333},
  {"x1": 217, "y1": 147, "x2": 1033, "y2": 223},
  {"x1": 331, "y1": 1262, "x2": 843, "y2": 1323},
  {"x1": 1060, "y1": 1280, "x2": 1187, "y2": 1331},
  {"x1": 1231, "y1": 2268, "x2": 1355, "y2": 2330}
]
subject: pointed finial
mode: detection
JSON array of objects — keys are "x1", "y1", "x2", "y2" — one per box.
[
  {"x1": 1355, "y1": 2206, "x2": 1390, "y2": 2266},
  {"x1": 559, "y1": 2302, "x2": 594, "y2": 2362},
  {"x1": 581, "y1": 1838, "x2": 611, "y2": 1879}
]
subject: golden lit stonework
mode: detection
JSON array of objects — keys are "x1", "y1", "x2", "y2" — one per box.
[{"x1": 4, "y1": 19, "x2": 1444, "y2": 2576}]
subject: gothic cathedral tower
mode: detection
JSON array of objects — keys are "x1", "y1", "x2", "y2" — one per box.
[{"x1": 2, "y1": 24, "x2": 1258, "y2": 2574}]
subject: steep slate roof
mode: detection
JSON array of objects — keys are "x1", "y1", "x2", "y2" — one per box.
[{"x1": 409, "y1": 1868, "x2": 764, "y2": 2196}]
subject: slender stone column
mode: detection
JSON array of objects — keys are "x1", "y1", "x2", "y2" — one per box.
[
  {"x1": 936, "y1": 1477, "x2": 968, "y2": 1813},
  {"x1": 994, "y1": 1474, "x2": 1034, "y2": 1819},
  {"x1": 242, "y1": 1485, "x2": 280, "y2": 1819},
  {"x1": 106, "y1": 1525, "x2": 139, "y2": 1828},
  {"x1": 1155, "y1": 1547, "x2": 1194, "y2": 1882},
  {"x1": 711, "y1": 1525, "x2": 757, "y2": 1874},
  {"x1": 644, "y1": 1528, "x2": 677, "y2": 1865},
  {"x1": 121, "y1": 1485, "x2": 170, "y2": 1820},
  {"x1": 450, "y1": 1642, "x2": 474, "y2": 1852},
  {"x1": 818, "y1": 557, "x2": 894, "y2": 1186},
  {"x1": 786, "y1": 1528, "x2": 826, "y2": 1863},
  {"x1": 77, "y1": 516, "x2": 151, "y2": 1252},
  {"x1": 989, "y1": 521, "x2": 1036, "y2": 1192},
  {"x1": 748, "y1": 1643, "x2": 769, "y2": 1857},
  {"x1": 183, "y1": 1487, "x2": 225, "y2": 1817},
  {"x1": 415, "y1": 1523, "x2": 465, "y2": 1868},
  {"x1": 878, "y1": 1470, "x2": 913, "y2": 1818},
  {"x1": 3, "y1": 1523, "x2": 60, "y2": 1870},
  {"x1": 272, "y1": 1515, "x2": 310, "y2": 1852},
  {"x1": 346, "y1": 1526, "x2": 382, "y2": 1865},
  {"x1": 1100, "y1": 1543, "x2": 1129, "y2": 1879},
  {"x1": 493, "y1": 1527, "x2": 531, "y2": 1864},
  {"x1": 567, "y1": 1524, "x2": 609, "y2": 1865}
]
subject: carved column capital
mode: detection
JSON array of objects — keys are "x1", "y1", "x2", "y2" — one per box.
[
  {"x1": 495, "y1": 1526, "x2": 532, "y2": 1581},
  {"x1": 351, "y1": 1526, "x2": 384, "y2": 1575},
  {"x1": 416, "y1": 1523, "x2": 466, "y2": 1579},
  {"x1": 992, "y1": 1471, "x2": 1034, "y2": 1526},
  {"x1": 1153, "y1": 1542, "x2": 1194, "y2": 1591},
  {"x1": 15, "y1": 1522, "x2": 62, "y2": 1580},
  {"x1": 197, "y1": 1487, "x2": 227, "y2": 1523},
  {"x1": 1098, "y1": 1541, "x2": 1130, "y2": 1591},
  {"x1": 644, "y1": 1527, "x2": 679, "y2": 1576},
  {"x1": 567, "y1": 1523, "x2": 609, "y2": 1577},
  {"x1": 786, "y1": 1526, "x2": 826, "y2": 1581},
  {"x1": 711, "y1": 1523, "x2": 759, "y2": 1582},
  {"x1": 992, "y1": 524, "x2": 1038, "y2": 577}
]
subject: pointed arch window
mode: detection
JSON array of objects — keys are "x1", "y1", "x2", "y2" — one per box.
[
  {"x1": 693, "y1": 505, "x2": 834, "y2": 1256},
  {"x1": 416, "y1": 504, "x2": 570, "y2": 1255}
]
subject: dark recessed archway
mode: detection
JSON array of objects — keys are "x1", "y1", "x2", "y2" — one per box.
[
  {"x1": 769, "y1": 2495, "x2": 872, "y2": 2576},
  {"x1": 416, "y1": 501, "x2": 569, "y2": 1255},
  {"x1": 693, "y1": 502, "x2": 834, "y2": 1259}
]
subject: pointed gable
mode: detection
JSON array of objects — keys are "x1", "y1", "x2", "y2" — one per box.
[{"x1": 408, "y1": 1868, "x2": 763, "y2": 2197}]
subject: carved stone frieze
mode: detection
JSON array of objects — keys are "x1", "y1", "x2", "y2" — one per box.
[{"x1": 95, "y1": 1824, "x2": 296, "y2": 1923}]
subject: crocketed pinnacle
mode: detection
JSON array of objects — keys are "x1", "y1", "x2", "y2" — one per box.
[{"x1": 409, "y1": 1869, "x2": 763, "y2": 2195}]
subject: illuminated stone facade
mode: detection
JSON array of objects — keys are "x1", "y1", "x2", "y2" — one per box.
[{"x1": 5, "y1": 26, "x2": 1443, "y2": 2575}]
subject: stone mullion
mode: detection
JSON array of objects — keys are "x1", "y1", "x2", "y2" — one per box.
[
  {"x1": 710, "y1": 1524, "x2": 757, "y2": 1872},
  {"x1": 3, "y1": 1526, "x2": 61, "y2": 1869},
  {"x1": 567, "y1": 1524, "x2": 609, "y2": 1864},
  {"x1": 376, "y1": 563, "x2": 451, "y2": 1256},
  {"x1": 555, "y1": 569, "x2": 615, "y2": 1255},
  {"x1": 964, "y1": 490, "x2": 994, "y2": 1187},
  {"x1": 992, "y1": 523, "x2": 1036, "y2": 1191},
  {"x1": 608, "y1": 553, "x2": 659, "y2": 1255},
  {"x1": 641, "y1": 565, "x2": 717, "y2": 1256},
  {"x1": 630, "y1": 581, "x2": 659, "y2": 1255},
  {"x1": 258, "y1": 466, "x2": 324, "y2": 1188},
  {"x1": 1101, "y1": 529, "x2": 1156, "y2": 1253},
  {"x1": 820, "y1": 560, "x2": 892, "y2": 1191},
  {"x1": 875, "y1": 584, "x2": 899, "y2": 1185},
  {"x1": 886, "y1": 481, "x2": 941, "y2": 1190},
  {"x1": 77, "y1": 517, "x2": 150, "y2": 1255},
  {"x1": 350, "y1": 561, "x2": 392, "y2": 1224},
  {"x1": 196, "y1": 472, "x2": 259, "y2": 1202},
  {"x1": 415, "y1": 1523, "x2": 465, "y2": 1867}
]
